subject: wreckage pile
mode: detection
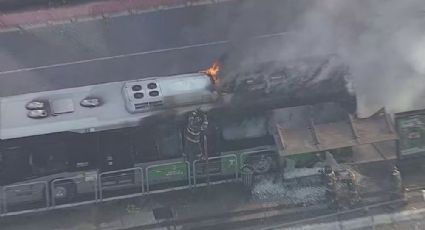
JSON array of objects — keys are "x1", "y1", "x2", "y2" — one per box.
[
  {"x1": 250, "y1": 153, "x2": 382, "y2": 209},
  {"x1": 251, "y1": 169, "x2": 325, "y2": 206}
]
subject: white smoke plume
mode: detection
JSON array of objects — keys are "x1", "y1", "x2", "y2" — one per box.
[{"x1": 274, "y1": 0, "x2": 425, "y2": 116}]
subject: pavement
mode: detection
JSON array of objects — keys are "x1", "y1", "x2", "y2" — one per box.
[
  {"x1": 0, "y1": 0, "x2": 225, "y2": 30},
  {"x1": 0, "y1": 0, "x2": 313, "y2": 96},
  {"x1": 0, "y1": 160, "x2": 401, "y2": 230},
  {"x1": 247, "y1": 163, "x2": 425, "y2": 230},
  {"x1": 269, "y1": 191, "x2": 424, "y2": 230},
  {"x1": 0, "y1": 183, "x2": 245, "y2": 230},
  {"x1": 0, "y1": 180, "x2": 328, "y2": 230}
]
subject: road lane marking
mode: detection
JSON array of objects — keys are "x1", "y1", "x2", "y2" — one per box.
[
  {"x1": 0, "y1": 31, "x2": 291, "y2": 76},
  {"x1": 0, "y1": 40, "x2": 228, "y2": 76}
]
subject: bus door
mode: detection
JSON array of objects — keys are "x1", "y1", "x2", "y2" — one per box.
[
  {"x1": 98, "y1": 131, "x2": 136, "y2": 188},
  {"x1": 190, "y1": 121, "x2": 222, "y2": 176},
  {"x1": 67, "y1": 133, "x2": 97, "y2": 171}
]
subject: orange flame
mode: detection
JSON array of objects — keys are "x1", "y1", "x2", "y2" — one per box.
[{"x1": 202, "y1": 61, "x2": 220, "y2": 85}]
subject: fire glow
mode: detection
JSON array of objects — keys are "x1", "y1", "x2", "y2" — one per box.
[{"x1": 202, "y1": 61, "x2": 220, "y2": 85}]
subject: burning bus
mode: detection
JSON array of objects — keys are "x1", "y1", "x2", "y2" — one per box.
[{"x1": 0, "y1": 55, "x2": 363, "y2": 211}]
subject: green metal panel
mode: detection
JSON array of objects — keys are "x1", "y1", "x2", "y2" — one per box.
[
  {"x1": 220, "y1": 155, "x2": 238, "y2": 174},
  {"x1": 239, "y1": 153, "x2": 249, "y2": 165},
  {"x1": 287, "y1": 152, "x2": 318, "y2": 167},
  {"x1": 238, "y1": 148, "x2": 275, "y2": 166},
  {"x1": 396, "y1": 113, "x2": 425, "y2": 158},
  {"x1": 194, "y1": 155, "x2": 237, "y2": 176},
  {"x1": 147, "y1": 162, "x2": 188, "y2": 184}
]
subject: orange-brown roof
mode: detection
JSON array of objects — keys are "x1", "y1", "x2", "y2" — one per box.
[{"x1": 275, "y1": 108, "x2": 398, "y2": 156}]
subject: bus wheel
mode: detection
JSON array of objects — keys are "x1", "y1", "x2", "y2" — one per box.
[
  {"x1": 250, "y1": 155, "x2": 274, "y2": 174},
  {"x1": 52, "y1": 180, "x2": 77, "y2": 203}
]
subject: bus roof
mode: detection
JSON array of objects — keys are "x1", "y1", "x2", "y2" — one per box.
[{"x1": 0, "y1": 73, "x2": 213, "y2": 140}]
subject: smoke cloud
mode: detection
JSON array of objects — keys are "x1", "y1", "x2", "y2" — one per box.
[
  {"x1": 303, "y1": 0, "x2": 425, "y2": 116},
  {"x1": 224, "y1": 0, "x2": 425, "y2": 116}
]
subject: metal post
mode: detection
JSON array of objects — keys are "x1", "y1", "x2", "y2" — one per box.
[
  {"x1": 50, "y1": 180, "x2": 56, "y2": 207},
  {"x1": 204, "y1": 134, "x2": 210, "y2": 188},
  {"x1": 186, "y1": 161, "x2": 191, "y2": 187},
  {"x1": 2, "y1": 187, "x2": 7, "y2": 214},
  {"x1": 234, "y1": 155, "x2": 239, "y2": 180},
  {"x1": 192, "y1": 160, "x2": 197, "y2": 186},
  {"x1": 98, "y1": 174, "x2": 103, "y2": 200},
  {"x1": 94, "y1": 173, "x2": 99, "y2": 201},
  {"x1": 139, "y1": 168, "x2": 144, "y2": 193},
  {"x1": 200, "y1": 111, "x2": 209, "y2": 189},
  {"x1": 145, "y1": 168, "x2": 150, "y2": 193},
  {"x1": 43, "y1": 181, "x2": 49, "y2": 208},
  {"x1": 44, "y1": 181, "x2": 49, "y2": 208}
]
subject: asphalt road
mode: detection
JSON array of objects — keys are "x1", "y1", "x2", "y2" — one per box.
[{"x1": 0, "y1": 0, "x2": 312, "y2": 96}]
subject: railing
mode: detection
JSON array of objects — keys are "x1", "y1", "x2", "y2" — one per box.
[
  {"x1": 192, "y1": 154, "x2": 238, "y2": 186},
  {"x1": 146, "y1": 161, "x2": 191, "y2": 192},
  {"x1": 239, "y1": 148, "x2": 274, "y2": 165},
  {"x1": 2, "y1": 181, "x2": 49, "y2": 214},
  {"x1": 51, "y1": 174, "x2": 98, "y2": 207},
  {"x1": 99, "y1": 167, "x2": 144, "y2": 200},
  {"x1": 0, "y1": 155, "x2": 246, "y2": 217}
]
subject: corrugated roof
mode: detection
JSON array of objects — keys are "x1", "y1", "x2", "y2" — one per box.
[{"x1": 275, "y1": 108, "x2": 398, "y2": 156}]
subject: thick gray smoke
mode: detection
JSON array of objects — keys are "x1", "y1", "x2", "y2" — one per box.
[
  {"x1": 223, "y1": 0, "x2": 425, "y2": 116},
  {"x1": 280, "y1": 0, "x2": 425, "y2": 116}
]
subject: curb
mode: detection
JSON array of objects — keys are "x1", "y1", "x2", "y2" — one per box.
[
  {"x1": 0, "y1": 0, "x2": 235, "y2": 32},
  {"x1": 267, "y1": 199, "x2": 408, "y2": 230}
]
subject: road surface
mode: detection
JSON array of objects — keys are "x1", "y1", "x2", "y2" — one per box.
[{"x1": 0, "y1": 0, "x2": 312, "y2": 96}]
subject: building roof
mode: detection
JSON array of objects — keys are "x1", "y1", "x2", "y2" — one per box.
[
  {"x1": 274, "y1": 108, "x2": 398, "y2": 156},
  {"x1": 0, "y1": 73, "x2": 214, "y2": 140}
]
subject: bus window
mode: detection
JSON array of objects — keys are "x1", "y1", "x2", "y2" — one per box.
[
  {"x1": 155, "y1": 124, "x2": 182, "y2": 159},
  {"x1": 132, "y1": 123, "x2": 183, "y2": 163},
  {"x1": 30, "y1": 141, "x2": 68, "y2": 176},
  {"x1": 205, "y1": 123, "x2": 221, "y2": 157},
  {"x1": 133, "y1": 129, "x2": 158, "y2": 163},
  {"x1": 218, "y1": 116, "x2": 274, "y2": 152}
]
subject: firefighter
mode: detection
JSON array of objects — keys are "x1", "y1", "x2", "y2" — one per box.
[
  {"x1": 391, "y1": 166, "x2": 403, "y2": 199},
  {"x1": 322, "y1": 166, "x2": 338, "y2": 209},
  {"x1": 183, "y1": 109, "x2": 208, "y2": 162},
  {"x1": 322, "y1": 165, "x2": 337, "y2": 187}
]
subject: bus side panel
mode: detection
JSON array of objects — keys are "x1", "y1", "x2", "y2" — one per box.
[{"x1": 146, "y1": 162, "x2": 189, "y2": 187}]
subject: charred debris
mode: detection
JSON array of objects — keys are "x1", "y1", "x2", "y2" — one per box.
[
  {"x1": 179, "y1": 55, "x2": 401, "y2": 210},
  {"x1": 215, "y1": 55, "x2": 356, "y2": 114}
]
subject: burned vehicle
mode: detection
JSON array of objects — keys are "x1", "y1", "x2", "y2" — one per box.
[
  {"x1": 0, "y1": 55, "x2": 364, "y2": 210},
  {"x1": 220, "y1": 55, "x2": 356, "y2": 114}
]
